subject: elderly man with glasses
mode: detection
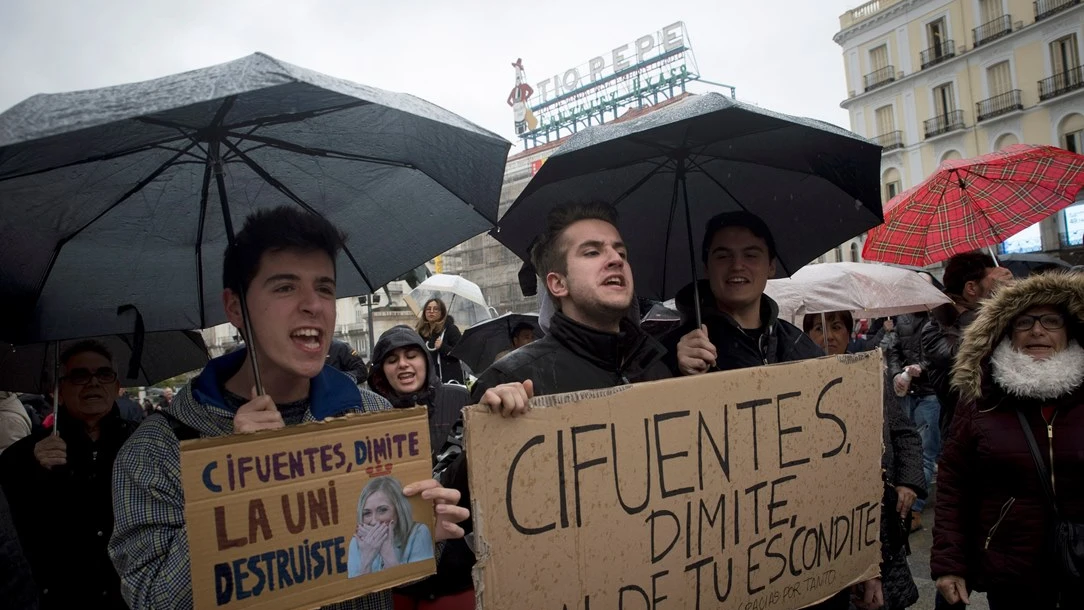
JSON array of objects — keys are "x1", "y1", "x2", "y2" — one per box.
[{"x1": 0, "y1": 340, "x2": 137, "y2": 610}]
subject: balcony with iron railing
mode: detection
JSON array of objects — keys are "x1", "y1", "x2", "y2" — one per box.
[
  {"x1": 920, "y1": 40, "x2": 956, "y2": 70},
  {"x1": 864, "y1": 65, "x2": 896, "y2": 92},
  {"x1": 1035, "y1": 0, "x2": 1081, "y2": 21},
  {"x1": 973, "y1": 15, "x2": 1012, "y2": 48},
  {"x1": 976, "y1": 90, "x2": 1023, "y2": 122},
  {"x1": 924, "y1": 110, "x2": 965, "y2": 139},
  {"x1": 1039, "y1": 66, "x2": 1084, "y2": 100},
  {"x1": 873, "y1": 130, "x2": 904, "y2": 151}
]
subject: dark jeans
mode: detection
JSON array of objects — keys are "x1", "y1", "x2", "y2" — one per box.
[{"x1": 902, "y1": 393, "x2": 941, "y2": 512}]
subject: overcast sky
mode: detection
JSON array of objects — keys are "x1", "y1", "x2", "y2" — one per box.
[{"x1": 0, "y1": 0, "x2": 864, "y2": 154}]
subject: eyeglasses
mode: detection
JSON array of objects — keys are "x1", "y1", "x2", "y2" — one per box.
[
  {"x1": 62, "y1": 367, "x2": 118, "y2": 385},
  {"x1": 1012, "y1": 314, "x2": 1066, "y2": 332}
]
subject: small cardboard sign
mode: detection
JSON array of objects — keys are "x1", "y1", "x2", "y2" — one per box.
[
  {"x1": 180, "y1": 408, "x2": 435, "y2": 610},
  {"x1": 465, "y1": 353, "x2": 884, "y2": 610}
]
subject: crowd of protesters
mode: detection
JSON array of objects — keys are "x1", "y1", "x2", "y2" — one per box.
[{"x1": 0, "y1": 202, "x2": 1081, "y2": 610}]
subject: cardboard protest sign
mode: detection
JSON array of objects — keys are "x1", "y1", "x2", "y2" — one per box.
[
  {"x1": 180, "y1": 408, "x2": 436, "y2": 610},
  {"x1": 465, "y1": 353, "x2": 884, "y2": 610}
]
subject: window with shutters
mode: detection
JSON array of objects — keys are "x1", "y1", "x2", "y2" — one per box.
[
  {"x1": 927, "y1": 19, "x2": 946, "y2": 49},
  {"x1": 869, "y1": 45, "x2": 889, "y2": 72},
  {"x1": 933, "y1": 83, "x2": 956, "y2": 117},
  {"x1": 979, "y1": 0, "x2": 1003, "y2": 22},
  {"x1": 987, "y1": 61, "x2": 1012, "y2": 97},
  {"x1": 875, "y1": 106, "x2": 895, "y2": 136},
  {"x1": 1051, "y1": 35, "x2": 1081, "y2": 75}
]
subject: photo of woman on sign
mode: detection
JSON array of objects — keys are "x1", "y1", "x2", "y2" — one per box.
[{"x1": 348, "y1": 476, "x2": 434, "y2": 577}]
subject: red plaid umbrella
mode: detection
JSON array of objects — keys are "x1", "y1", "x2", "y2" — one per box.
[{"x1": 862, "y1": 144, "x2": 1084, "y2": 266}]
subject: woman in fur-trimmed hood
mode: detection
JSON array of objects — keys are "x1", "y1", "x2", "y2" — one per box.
[{"x1": 931, "y1": 272, "x2": 1084, "y2": 609}]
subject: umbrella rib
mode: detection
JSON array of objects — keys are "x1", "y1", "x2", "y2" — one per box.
[
  {"x1": 29, "y1": 141, "x2": 200, "y2": 313},
  {"x1": 225, "y1": 131, "x2": 414, "y2": 169},
  {"x1": 221, "y1": 140, "x2": 377, "y2": 291},
  {"x1": 0, "y1": 134, "x2": 193, "y2": 183},
  {"x1": 610, "y1": 159, "x2": 675, "y2": 208}
]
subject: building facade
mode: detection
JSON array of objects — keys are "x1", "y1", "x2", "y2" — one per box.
[{"x1": 834, "y1": 0, "x2": 1084, "y2": 260}]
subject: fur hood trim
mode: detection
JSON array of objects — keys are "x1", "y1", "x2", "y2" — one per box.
[{"x1": 952, "y1": 271, "x2": 1084, "y2": 403}]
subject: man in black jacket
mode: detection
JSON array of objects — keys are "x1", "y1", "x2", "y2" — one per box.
[
  {"x1": 884, "y1": 311, "x2": 939, "y2": 530},
  {"x1": 920, "y1": 252, "x2": 1012, "y2": 435},
  {"x1": 326, "y1": 338, "x2": 368, "y2": 383},
  {"x1": 670, "y1": 211, "x2": 822, "y2": 376},
  {"x1": 0, "y1": 340, "x2": 137, "y2": 610},
  {"x1": 470, "y1": 201, "x2": 670, "y2": 397},
  {"x1": 435, "y1": 202, "x2": 670, "y2": 557}
]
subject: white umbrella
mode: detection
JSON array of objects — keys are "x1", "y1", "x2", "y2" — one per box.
[
  {"x1": 405, "y1": 274, "x2": 494, "y2": 328},
  {"x1": 765, "y1": 262, "x2": 952, "y2": 325}
]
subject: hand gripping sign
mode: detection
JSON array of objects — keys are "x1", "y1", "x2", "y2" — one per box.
[{"x1": 180, "y1": 408, "x2": 435, "y2": 610}]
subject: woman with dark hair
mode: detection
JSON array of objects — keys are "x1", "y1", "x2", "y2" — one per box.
[
  {"x1": 933, "y1": 272, "x2": 1084, "y2": 609},
  {"x1": 804, "y1": 310, "x2": 926, "y2": 610},
  {"x1": 415, "y1": 298, "x2": 465, "y2": 384}
]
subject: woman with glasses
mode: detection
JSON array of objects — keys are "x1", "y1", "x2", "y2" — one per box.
[
  {"x1": 415, "y1": 298, "x2": 465, "y2": 384},
  {"x1": 933, "y1": 272, "x2": 1084, "y2": 609}
]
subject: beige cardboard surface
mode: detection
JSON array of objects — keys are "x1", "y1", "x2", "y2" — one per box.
[
  {"x1": 180, "y1": 408, "x2": 436, "y2": 610},
  {"x1": 465, "y1": 353, "x2": 884, "y2": 610}
]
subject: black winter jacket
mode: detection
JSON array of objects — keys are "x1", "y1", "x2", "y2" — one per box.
[
  {"x1": 434, "y1": 312, "x2": 670, "y2": 547},
  {"x1": 663, "y1": 281, "x2": 823, "y2": 373},
  {"x1": 327, "y1": 339, "x2": 368, "y2": 383},
  {"x1": 470, "y1": 311, "x2": 671, "y2": 397},
  {"x1": 883, "y1": 313, "x2": 935, "y2": 396},
  {"x1": 0, "y1": 406, "x2": 136, "y2": 610},
  {"x1": 921, "y1": 302, "x2": 979, "y2": 433},
  {"x1": 0, "y1": 485, "x2": 37, "y2": 610}
]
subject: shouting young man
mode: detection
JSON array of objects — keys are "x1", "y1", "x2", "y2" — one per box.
[{"x1": 109, "y1": 207, "x2": 470, "y2": 610}]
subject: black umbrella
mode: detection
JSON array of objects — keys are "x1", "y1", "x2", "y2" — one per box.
[
  {"x1": 449, "y1": 312, "x2": 542, "y2": 374},
  {"x1": 493, "y1": 93, "x2": 882, "y2": 325},
  {"x1": 0, "y1": 53, "x2": 508, "y2": 390},
  {"x1": 998, "y1": 252, "x2": 1071, "y2": 278},
  {"x1": 0, "y1": 330, "x2": 209, "y2": 394}
]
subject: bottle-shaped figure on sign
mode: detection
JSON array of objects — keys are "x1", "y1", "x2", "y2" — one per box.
[{"x1": 507, "y1": 58, "x2": 538, "y2": 135}]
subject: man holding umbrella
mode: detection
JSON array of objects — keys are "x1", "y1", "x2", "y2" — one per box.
[
  {"x1": 108, "y1": 207, "x2": 471, "y2": 610},
  {"x1": 671, "y1": 212, "x2": 897, "y2": 610},
  {"x1": 0, "y1": 340, "x2": 137, "y2": 610},
  {"x1": 670, "y1": 211, "x2": 822, "y2": 375}
]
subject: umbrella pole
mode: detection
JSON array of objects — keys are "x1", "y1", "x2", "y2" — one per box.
[
  {"x1": 987, "y1": 245, "x2": 1001, "y2": 267},
  {"x1": 820, "y1": 312, "x2": 830, "y2": 353},
  {"x1": 51, "y1": 341, "x2": 60, "y2": 436},
  {"x1": 678, "y1": 160, "x2": 703, "y2": 329},
  {"x1": 213, "y1": 142, "x2": 265, "y2": 395},
  {"x1": 366, "y1": 293, "x2": 376, "y2": 359}
]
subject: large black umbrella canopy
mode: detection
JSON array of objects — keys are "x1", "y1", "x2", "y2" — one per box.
[
  {"x1": 0, "y1": 52, "x2": 509, "y2": 343},
  {"x1": 494, "y1": 93, "x2": 882, "y2": 302},
  {"x1": 0, "y1": 330, "x2": 209, "y2": 394}
]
